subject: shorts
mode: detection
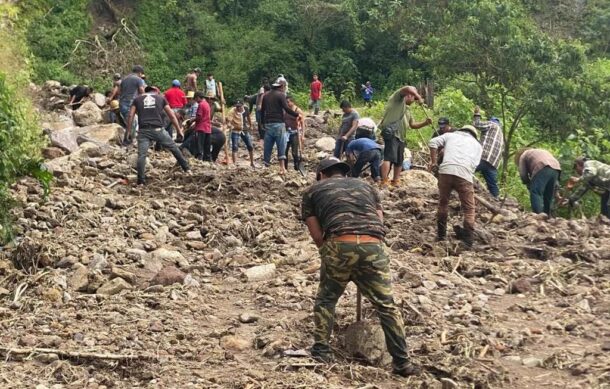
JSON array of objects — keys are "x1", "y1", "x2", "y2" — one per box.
[
  {"x1": 231, "y1": 131, "x2": 254, "y2": 152},
  {"x1": 383, "y1": 136, "x2": 405, "y2": 165}
]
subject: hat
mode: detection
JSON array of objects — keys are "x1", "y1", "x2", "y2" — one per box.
[
  {"x1": 438, "y1": 117, "x2": 449, "y2": 126},
  {"x1": 110, "y1": 100, "x2": 119, "y2": 110},
  {"x1": 172, "y1": 79, "x2": 181, "y2": 87},
  {"x1": 403, "y1": 85, "x2": 423, "y2": 101},
  {"x1": 459, "y1": 125, "x2": 479, "y2": 139},
  {"x1": 205, "y1": 91, "x2": 217, "y2": 99},
  {"x1": 186, "y1": 91, "x2": 195, "y2": 99},
  {"x1": 194, "y1": 91, "x2": 205, "y2": 99},
  {"x1": 235, "y1": 100, "x2": 243, "y2": 106},
  {"x1": 490, "y1": 117, "x2": 501, "y2": 125},
  {"x1": 194, "y1": 68, "x2": 201, "y2": 73},
  {"x1": 132, "y1": 65, "x2": 144, "y2": 73},
  {"x1": 113, "y1": 73, "x2": 121, "y2": 80},
  {"x1": 316, "y1": 157, "x2": 351, "y2": 181}
]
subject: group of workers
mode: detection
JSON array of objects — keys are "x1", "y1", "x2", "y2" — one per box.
[{"x1": 67, "y1": 69, "x2": 609, "y2": 379}]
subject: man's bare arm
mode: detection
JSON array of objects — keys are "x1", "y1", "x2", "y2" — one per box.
[
  {"x1": 305, "y1": 216, "x2": 324, "y2": 248},
  {"x1": 164, "y1": 105, "x2": 183, "y2": 137}
]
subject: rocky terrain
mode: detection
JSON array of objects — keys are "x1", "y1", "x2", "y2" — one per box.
[{"x1": 0, "y1": 83, "x2": 609, "y2": 388}]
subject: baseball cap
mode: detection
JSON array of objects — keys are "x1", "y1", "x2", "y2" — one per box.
[
  {"x1": 132, "y1": 65, "x2": 144, "y2": 73},
  {"x1": 459, "y1": 125, "x2": 479, "y2": 139},
  {"x1": 316, "y1": 157, "x2": 351, "y2": 181},
  {"x1": 172, "y1": 79, "x2": 181, "y2": 87},
  {"x1": 438, "y1": 117, "x2": 449, "y2": 126},
  {"x1": 235, "y1": 100, "x2": 243, "y2": 106}
]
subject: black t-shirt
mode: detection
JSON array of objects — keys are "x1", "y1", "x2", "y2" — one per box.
[
  {"x1": 301, "y1": 177, "x2": 386, "y2": 239},
  {"x1": 131, "y1": 93, "x2": 168, "y2": 129},
  {"x1": 70, "y1": 86, "x2": 89, "y2": 102}
]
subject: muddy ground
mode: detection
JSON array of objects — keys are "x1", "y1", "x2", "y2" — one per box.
[{"x1": 0, "y1": 119, "x2": 609, "y2": 389}]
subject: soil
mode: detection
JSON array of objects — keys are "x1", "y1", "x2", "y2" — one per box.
[{"x1": 0, "y1": 116, "x2": 609, "y2": 389}]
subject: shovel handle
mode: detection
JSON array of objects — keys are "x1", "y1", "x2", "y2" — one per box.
[{"x1": 356, "y1": 290, "x2": 362, "y2": 322}]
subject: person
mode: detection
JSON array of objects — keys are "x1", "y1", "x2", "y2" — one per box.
[
  {"x1": 105, "y1": 90, "x2": 121, "y2": 124},
  {"x1": 119, "y1": 65, "x2": 146, "y2": 144},
  {"x1": 185, "y1": 68, "x2": 201, "y2": 92},
  {"x1": 163, "y1": 80, "x2": 187, "y2": 137},
  {"x1": 473, "y1": 107, "x2": 504, "y2": 198},
  {"x1": 361, "y1": 81, "x2": 374, "y2": 107},
  {"x1": 193, "y1": 91, "x2": 213, "y2": 161},
  {"x1": 568, "y1": 158, "x2": 610, "y2": 218},
  {"x1": 205, "y1": 73, "x2": 223, "y2": 102},
  {"x1": 260, "y1": 78, "x2": 299, "y2": 175},
  {"x1": 256, "y1": 82, "x2": 271, "y2": 142},
  {"x1": 333, "y1": 101, "x2": 360, "y2": 159},
  {"x1": 68, "y1": 85, "x2": 92, "y2": 110},
  {"x1": 355, "y1": 117, "x2": 377, "y2": 140},
  {"x1": 429, "y1": 125, "x2": 482, "y2": 247},
  {"x1": 186, "y1": 91, "x2": 198, "y2": 119},
  {"x1": 516, "y1": 148, "x2": 561, "y2": 215},
  {"x1": 301, "y1": 157, "x2": 419, "y2": 377},
  {"x1": 210, "y1": 126, "x2": 227, "y2": 163},
  {"x1": 227, "y1": 100, "x2": 255, "y2": 167},
  {"x1": 379, "y1": 86, "x2": 432, "y2": 187},
  {"x1": 284, "y1": 96, "x2": 305, "y2": 171},
  {"x1": 276, "y1": 74, "x2": 288, "y2": 93},
  {"x1": 309, "y1": 74, "x2": 323, "y2": 115},
  {"x1": 431, "y1": 117, "x2": 455, "y2": 166},
  {"x1": 106, "y1": 73, "x2": 122, "y2": 103},
  {"x1": 345, "y1": 138, "x2": 382, "y2": 181},
  {"x1": 126, "y1": 86, "x2": 190, "y2": 185}
]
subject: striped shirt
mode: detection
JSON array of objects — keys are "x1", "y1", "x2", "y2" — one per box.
[{"x1": 474, "y1": 118, "x2": 504, "y2": 168}]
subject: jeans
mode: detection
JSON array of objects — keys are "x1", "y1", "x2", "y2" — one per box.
[
  {"x1": 256, "y1": 110, "x2": 265, "y2": 140},
  {"x1": 437, "y1": 174, "x2": 476, "y2": 231},
  {"x1": 529, "y1": 167, "x2": 559, "y2": 215},
  {"x1": 476, "y1": 160, "x2": 499, "y2": 198},
  {"x1": 286, "y1": 130, "x2": 300, "y2": 169},
  {"x1": 333, "y1": 137, "x2": 352, "y2": 158},
  {"x1": 602, "y1": 190, "x2": 610, "y2": 218},
  {"x1": 119, "y1": 100, "x2": 137, "y2": 141},
  {"x1": 196, "y1": 131, "x2": 212, "y2": 161},
  {"x1": 137, "y1": 128, "x2": 189, "y2": 184},
  {"x1": 352, "y1": 149, "x2": 381, "y2": 180},
  {"x1": 309, "y1": 99, "x2": 320, "y2": 114},
  {"x1": 231, "y1": 131, "x2": 254, "y2": 152},
  {"x1": 263, "y1": 122, "x2": 287, "y2": 165}
]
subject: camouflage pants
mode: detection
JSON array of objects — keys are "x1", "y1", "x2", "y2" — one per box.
[{"x1": 312, "y1": 241, "x2": 409, "y2": 368}]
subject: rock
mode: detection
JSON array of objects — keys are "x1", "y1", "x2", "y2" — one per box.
[
  {"x1": 522, "y1": 357, "x2": 543, "y2": 368},
  {"x1": 186, "y1": 230, "x2": 202, "y2": 240},
  {"x1": 576, "y1": 299, "x2": 591, "y2": 313},
  {"x1": 187, "y1": 241, "x2": 207, "y2": 250},
  {"x1": 42, "y1": 288, "x2": 62, "y2": 302},
  {"x1": 42, "y1": 147, "x2": 66, "y2": 160},
  {"x1": 72, "y1": 101, "x2": 103, "y2": 127},
  {"x1": 242, "y1": 264, "x2": 276, "y2": 282},
  {"x1": 43, "y1": 80, "x2": 61, "y2": 91},
  {"x1": 150, "y1": 266, "x2": 187, "y2": 286},
  {"x1": 239, "y1": 313, "x2": 260, "y2": 324},
  {"x1": 510, "y1": 277, "x2": 532, "y2": 294},
  {"x1": 149, "y1": 320, "x2": 163, "y2": 332},
  {"x1": 316, "y1": 151, "x2": 329, "y2": 159},
  {"x1": 88, "y1": 254, "x2": 108, "y2": 271},
  {"x1": 69, "y1": 264, "x2": 89, "y2": 291},
  {"x1": 35, "y1": 353, "x2": 59, "y2": 364},
  {"x1": 19, "y1": 334, "x2": 37, "y2": 347},
  {"x1": 48, "y1": 127, "x2": 79, "y2": 153},
  {"x1": 314, "y1": 137, "x2": 336, "y2": 152},
  {"x1": 440, "y1": 378, "x2": 459, "y2": 389},
  {"x1": 43, "y1": 154, "x2": 77, "y2": 177},
  {"x1": 128, "y1": 153, "x2": 150, "y2": 169},
  {"x1": 110, "y1": 266, "x2": 137, "y2": 284},
  {"x1": 343, "y1": 321, "x2": 392, "y2": 366},
  {"x1": 92, "y1": 92, "x2": 106, "y2": 108},
  {"x1": 76, "y1": 123, "x2": 124, "y2": 146},
  {"x1": 79, "y1": 141, "x2": 104, "y2": 157},
  {"x1": 401, "y1": 170, "x2": 437, "y2": 189},
  {"x1": 601, "y1": 341, "x2": 610, "y2": 351},
  {"x1": 151, "y1": 248, "x2": 189, "y2": 268},
  {"x1": 0, "y1": 287, "x2": 9, "y2": 296},
  {"x1": 503, "y1": 355, "x2": 522, "y2": 364},
  {"x1": 96, "y1": 277, "x2": 131, "y2": 296},
  {"x1": 220, "y1": 336, "x2": 251, "y2": 352}
]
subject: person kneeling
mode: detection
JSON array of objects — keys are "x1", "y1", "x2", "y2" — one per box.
[{"x1": 345, "y1": 137, "x2": 382, "y2": 182}]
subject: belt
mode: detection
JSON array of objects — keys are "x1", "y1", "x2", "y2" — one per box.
[{"x1": 329, "y1": 234, "x2": 381, "y2": 244}]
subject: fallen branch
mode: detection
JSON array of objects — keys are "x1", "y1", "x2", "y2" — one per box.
[
  {"x1": 475, "y1": 194, "x2": 509, "y2": 216},
  {"x1": 0, "y1": 346, "x2": 158, "y2": 362}
]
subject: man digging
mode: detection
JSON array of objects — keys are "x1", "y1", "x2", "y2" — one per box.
[{"x1": 301, "y1": 157, "x2": 420, "y2": 377}]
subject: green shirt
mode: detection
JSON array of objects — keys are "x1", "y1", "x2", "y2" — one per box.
[
  {"x1": 379, "y1": 90, "x2": 412, "y2": 142},
  {"x1": 572, "y1": 160, "x2": 610, "y2": 201}
]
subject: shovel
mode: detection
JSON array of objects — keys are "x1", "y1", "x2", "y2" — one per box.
[
  {"x1": 296, "y1": 129, "x2": 306, "y2": 177},
  {"x1": 356, "y1": 290, "x2": 362, "y2": 322}
]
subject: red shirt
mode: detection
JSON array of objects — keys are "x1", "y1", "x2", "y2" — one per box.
[
  {"x1": 164, "y1": 87, "x2": 187, "y2": 108},
  {"x1": 310, "y1": 80, "x2": 322, "y2": 100},
  {"x1": 195, "y1": 99, "x2": 211, "y2": 133}
]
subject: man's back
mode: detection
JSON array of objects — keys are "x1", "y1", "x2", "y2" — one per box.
[
  {"x1": 432, "y1": 131, "x2": 482, "y2": 182},
  {"x1": 132, "y1": 94, "x2": 167, "y2": 129},
  {"x1": 583, "y1": 160, "x2": 610, "y2": 190},
  {"x1": 120, "y1": 74, "x2": 144, "y2": 104},
  {"x1": 262, "y1": 89, "x2": 293, "y2": 123},
  {"x1": 301, "y1": 177, "x2": 385, "y2": 239},
  {"x1": 165, "y1": 88, "x2": 186, "y2": 108},
  {"x1": 347, "y1": 138, "x2": 380, "y2": 154}
]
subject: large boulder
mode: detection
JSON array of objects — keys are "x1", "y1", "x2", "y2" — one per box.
[
  {"x1": 401, "y1": 169, "x2": 438, "y2": 189},
  {"x1": 43, "y1": 80, "x2": 61, "y2": 91},
  {"x1": 76, "y1": 123, "x2": 124, "y2": 146},
  {"x1": 48, "y1": 127, "x2": 79, "y2": 153},
  {"x1": 315, "y1": 137, "x2": 336, "y2": 152},
  {"x1": 72, "y1": 101, "x2": 103, "y2": 127},
  {"x1": 92, "y1": 93, "x2": 107, "y2": 108}
]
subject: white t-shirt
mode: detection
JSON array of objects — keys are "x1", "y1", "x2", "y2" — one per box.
[{"x1": 429, "y1": 131, "x2": 482, "y2": 182}]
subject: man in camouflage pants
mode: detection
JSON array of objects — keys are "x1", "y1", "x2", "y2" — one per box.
[{"x1": 301, "y1": 157, "x2": 420, "y2": 377}]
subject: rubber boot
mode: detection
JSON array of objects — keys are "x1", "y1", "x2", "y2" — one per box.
[
  {"x1": 436, "y1": 219, "x2": 447, "y2": 241},
  {"x1": 462, "y1": 227, "x2": 474, "y2": 249}
]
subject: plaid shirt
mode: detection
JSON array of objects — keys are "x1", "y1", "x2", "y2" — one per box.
[{"x1": 474, "y1": 117, "x2": 504, "y2": 168}]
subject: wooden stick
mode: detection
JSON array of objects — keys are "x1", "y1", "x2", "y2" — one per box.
[
  {"x1": 218, "y1": 81, "x2": 230, "y2": 164},
  {"x1": 0, "y1": 346, "x2": 158, "y2": 362},
  {"x1": 356, "y1": 290, "x2": 362, "y2": 322}
]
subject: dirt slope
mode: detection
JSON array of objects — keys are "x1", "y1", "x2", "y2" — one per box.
[{"x1": 0, "y1": 122, "x2": 609, "y2": 388}]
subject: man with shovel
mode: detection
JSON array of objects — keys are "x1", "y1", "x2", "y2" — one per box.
[{"x1": 301, "y1": 157, "x2": 419, "y2": 377}]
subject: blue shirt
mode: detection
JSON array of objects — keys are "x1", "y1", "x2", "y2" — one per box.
[
  {"x1": 346, "y1": 138, "x2": 381, "y2": 156},
  {"x1": 362, "y1": 86, "x2": 374, "y2": 101}
]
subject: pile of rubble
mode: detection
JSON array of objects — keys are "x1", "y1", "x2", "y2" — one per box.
[{"x1": 0, "y1": 84, "x2": 608, "y2": 388}]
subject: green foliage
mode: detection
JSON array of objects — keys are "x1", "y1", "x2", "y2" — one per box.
[{"x1": 433, "y1": 88, "x2": 478, "y2": 127}]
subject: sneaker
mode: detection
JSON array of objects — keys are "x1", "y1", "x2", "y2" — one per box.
[{"x1": 392, "y1": 363, "x2": 422, "y2": 377}]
